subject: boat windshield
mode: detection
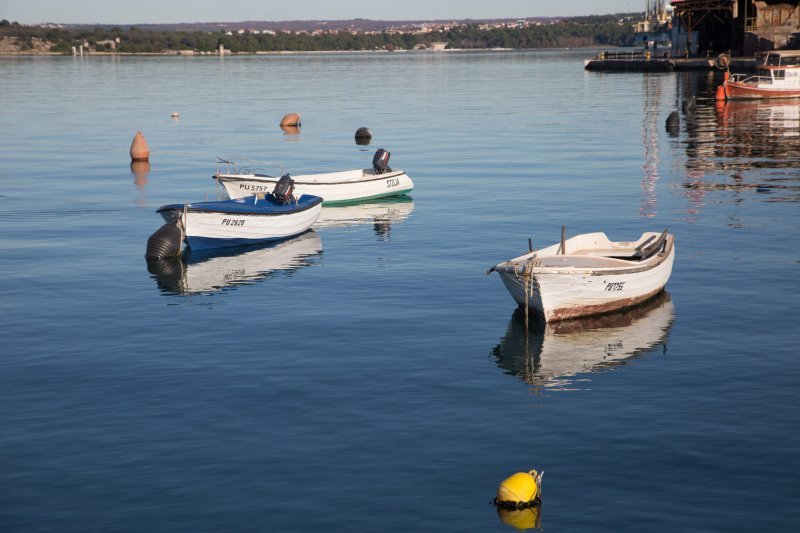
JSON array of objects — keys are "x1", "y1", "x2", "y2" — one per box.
[
  {"x1": 766, "y1": 53, "x2": 800, "y2": 67},
  {"x1": 782, "y1": 55, "x2": 800, "y2": 67}
]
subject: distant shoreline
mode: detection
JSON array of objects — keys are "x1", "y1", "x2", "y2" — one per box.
[
  {"x1": 1, "y1": 15, "x2": 632, "y2": 56},
  {"x1": 0, "y1": 46, "x2": 611, "y2": 58}
]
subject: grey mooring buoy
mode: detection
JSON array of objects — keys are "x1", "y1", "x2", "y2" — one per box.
[{"x1": 355, "y1": 127, "x2": 372, "y2": 145}]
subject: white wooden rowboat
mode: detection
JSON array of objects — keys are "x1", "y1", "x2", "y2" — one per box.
[
  {"x1": 490, "y1": 229, "x2": 675, "y2": 321},
  {"x1": 213, "y1": 150, "x2": 413, "y2": 204}
]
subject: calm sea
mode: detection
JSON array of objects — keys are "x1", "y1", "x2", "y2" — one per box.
[{"x1": 1, "y1": 50, "x2": 799, "y2": 532}]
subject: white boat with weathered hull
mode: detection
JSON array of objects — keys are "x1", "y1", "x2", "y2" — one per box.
[
  {"x1": 490, "y1": 230, "x2": 675, "y2": 321},
  {"x1": 156, "y1": 193, "x2": 322, "y2": 251},
  {"x1": 213, "y1": 149, "x2": 413, "y2": 204}
]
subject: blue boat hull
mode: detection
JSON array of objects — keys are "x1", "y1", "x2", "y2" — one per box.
[{"x1": 185, "y1": 231, "x2": 313, "y2": 251}]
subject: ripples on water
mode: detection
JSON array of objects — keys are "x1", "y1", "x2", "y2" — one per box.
[{"x1": 1, "y1": 51, "x2": 799, "y2": 532}]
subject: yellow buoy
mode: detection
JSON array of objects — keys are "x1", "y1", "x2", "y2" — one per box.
[{"x1": 496, "y1": 470, "x2": 543, "y2": 506}]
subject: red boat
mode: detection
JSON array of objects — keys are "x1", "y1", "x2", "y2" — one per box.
[{"x1": 723, "y1": 51, "x2": 800, "y2": 100}]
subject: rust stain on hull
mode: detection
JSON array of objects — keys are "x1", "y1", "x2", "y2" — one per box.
[{"x1": 519, "y1": 287, "x2": 667, "y2": 322}]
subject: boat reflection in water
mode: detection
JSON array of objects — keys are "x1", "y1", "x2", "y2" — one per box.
[
  {"x1": 147, "y1": 231, "x2": 322, "y2": 296},
  {"x1": 315, "y1": 197, "x2": 414, "y2": 240},
  {"x1": 711, "y1": 98, "x2": 800, "y2": 162},
  {"x1": 492, "y1": 292, "x2": 675, "y2": 391},
  {"x1": 679, "y1": 98, "x2": 800, "y2": 213}
]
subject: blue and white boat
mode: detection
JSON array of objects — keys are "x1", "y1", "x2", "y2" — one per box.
[{"x1": 154, "y1": 177, "x2": 322, "y2": 251}]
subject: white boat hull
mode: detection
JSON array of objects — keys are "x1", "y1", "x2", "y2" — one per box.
[
  {"x1": 216, "y1": 168, "x2": 413, "y2": 204},
  {"x1": 494, "y1": 231, "x2": 675, "y2": 321},
  {"x1": 160, "y1": 202, "x2": 322, "y2": 250}
]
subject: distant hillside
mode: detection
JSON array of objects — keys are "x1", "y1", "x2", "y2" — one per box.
[
  {"x1": 64, "y1": 17, "x2": 565, "y2": 33},
  {"x1": 0, "y1": 14, "x2": 639, "y2": 54}
]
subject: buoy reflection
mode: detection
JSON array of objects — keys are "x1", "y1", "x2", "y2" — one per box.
[
  {"x1": 130, "y1": 160, "x2": 151, "y2": 188},
  {"x1": 280, "y1": 125, "x2": 301, "y2": 137},
  {"x1": 492, "y1": 292, "x2": 675, "y2": 391},
  {"x1": 497, "y1": 504, "x2": 541, "y2": 531}
]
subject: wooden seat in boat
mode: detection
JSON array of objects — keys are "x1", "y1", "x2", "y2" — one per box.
[{"x1": 537, "y1": 256, "x2": 636, "y2": 268}]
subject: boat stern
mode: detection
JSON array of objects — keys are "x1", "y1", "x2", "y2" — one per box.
[{"x1": 156, "y1": 205, "x2": 184, "y2": 225}]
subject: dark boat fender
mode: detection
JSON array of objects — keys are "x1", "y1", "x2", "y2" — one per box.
[{"x1": 146, "y1": 222, "x2": 182, "y2": 259}]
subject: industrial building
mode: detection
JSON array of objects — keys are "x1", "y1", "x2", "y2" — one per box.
[{"x1": 670, "y1": 0, "x2": 800, "y2": 56}]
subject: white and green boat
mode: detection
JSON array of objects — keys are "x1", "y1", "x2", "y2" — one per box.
[{"x1": 213, "y1": 149, "x2": 413, "y2": 205}]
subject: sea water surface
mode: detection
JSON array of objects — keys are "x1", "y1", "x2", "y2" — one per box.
[{"x1": 1, "y1": 50, "x2": 799, "y2": 531}]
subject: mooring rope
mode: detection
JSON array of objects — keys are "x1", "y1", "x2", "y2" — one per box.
[
  {"x1": 521, "y1": 253, "x2": 540, "y2": 330},
  {"x1": 180, "y1": 203, "x2": 188, "y2": 246}
]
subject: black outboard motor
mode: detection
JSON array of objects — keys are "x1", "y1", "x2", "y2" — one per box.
[
  {"x1": 271, "y1": 174, "x2": 295, "y2": 204},
  {"x1": 373, "y1": 148, "x2": 391, "y2": 174}
]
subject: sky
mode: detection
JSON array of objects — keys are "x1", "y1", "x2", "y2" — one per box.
[{"x1": 2, "y1": 0, "x2": 643, "y2": 25}]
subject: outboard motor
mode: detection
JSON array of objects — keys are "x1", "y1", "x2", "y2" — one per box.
[
  {"x1": 372, "y1": 148, "x2": 391, "y2": 174},
  {"x1": 271, "y1": 174, "x2": 295, "y2": 204}
]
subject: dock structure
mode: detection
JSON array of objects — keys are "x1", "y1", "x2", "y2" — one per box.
[
  {"x1": 587, "y1": 0, "x2": 799, "y2": 72},
  {"x1": 584, "y1": 53, "x2": 757, "y2": 72}
]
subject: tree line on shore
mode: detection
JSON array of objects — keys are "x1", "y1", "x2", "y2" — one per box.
[{"x1": 0, "y1": 15, "x2": 636, "y2": 54}]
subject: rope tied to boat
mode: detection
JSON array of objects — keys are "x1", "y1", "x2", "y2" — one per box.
[
  {"x1": 486, "y1": 248, "x2": 541, "y2": 330},
  {"x1": 180, "y1": 203, "x2": 188, "y2": 245},
  {"x1": 519, "y1": 254, "x2": 540, "y2": 330}
]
